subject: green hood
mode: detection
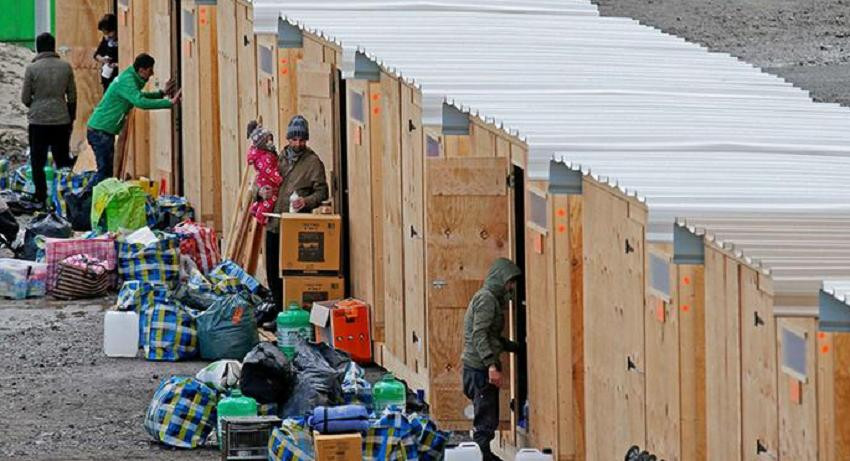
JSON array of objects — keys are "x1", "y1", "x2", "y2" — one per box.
[{"x1": 482, "y1": 257, "x2": 521, "y2": 300}]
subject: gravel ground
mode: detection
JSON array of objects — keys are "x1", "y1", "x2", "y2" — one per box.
[
  {"x1": 593, "y1": 0, "x2": 850, "y2": 106},
  {"x1": 0, "y1": 296, "x2": 216, "y2": 460},
  {"x1": 0, "y1": 43, "x2": 34, "y2": 155}
]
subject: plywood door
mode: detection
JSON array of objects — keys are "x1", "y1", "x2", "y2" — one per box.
[
  {"x1": 427, "y1": 156, "x2": 510, "y2": 429},
  {"x1": 296, "y1": 58, "x2": 335, "y2": 191},
  {"x1": 777, "y1": 317, "x2": 817, "y2": 461},
  {"x1": 525, "y1": 185, "x2": 559, "y2": 453},
  {"x1": 344, "y1": 80, "x2": 379, "y2": 340},
  {"x1": 740, "y1": 267, "x2": 778, "y2": 461},
  {"x1": 216, "y1": 0, "x2": 239, "y2": 232},
  {"x1": 197, "y1": 3, "x2": 221, "y2": 230},
  {"x1": 583, "y1": 181, "x2": 646, "y2": 461},
  {"x1": 149, "y1": 0, "x2": 175, "y2": 189},
  {"x1": 131, "y1": 0, "x2": 150, "y2": 178},
  {"x1": 180, "y1": 0, "x2": 201, "y2": 214},
  {"x1": 401, "y1": 84, "x2": 426, "y2": 372},
  {"x1": 377, "y1": 76, "x2": 405, "y2": 364},
  {"x1": 235, "y1": 0, "x2": 257, "y2": 167},
  {"x1": 678, "y1": 265, "x2": 706, "y2": 461},
  {"x1": 55, "y1": 0, "x2": 112, "y2": 154},
  {"x1": 255, "y1": 34, "x2": 277, "y2": 147},
  {"x1": 704, "y1": 248, "x2": 742, "y2": 461},
  {"x1": 645, "y1": 246, "x2": 681, "y2": 461}
]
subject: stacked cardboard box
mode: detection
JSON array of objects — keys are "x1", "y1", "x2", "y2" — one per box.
[{"x1": 279, "y1": 214, "x2": 344, "y2": 309}]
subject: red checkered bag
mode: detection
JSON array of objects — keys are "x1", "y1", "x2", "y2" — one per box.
[
  {"x1": 45, "y1": 235, "x2": 116, "y2": 291},
  {"x1": 173, "y1": 221, "x2": 220, "y2": 274}
]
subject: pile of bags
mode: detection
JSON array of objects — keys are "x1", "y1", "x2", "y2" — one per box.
[{"x1": 143, "y1": 339, "x2": 448, "y2": 459}]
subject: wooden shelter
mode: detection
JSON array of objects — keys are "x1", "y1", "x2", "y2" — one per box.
[{"x1": 116, "y1": 0, "x2": 180, "y2": 189}]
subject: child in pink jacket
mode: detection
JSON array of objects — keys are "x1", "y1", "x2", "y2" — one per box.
[{"x1": 246, "y1": 121, "x2": 282, "y2": 225}]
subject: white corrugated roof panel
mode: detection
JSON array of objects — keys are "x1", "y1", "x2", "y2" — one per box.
[{"x1": 252, "y1": 1, "x2": 850, "y2": 304}]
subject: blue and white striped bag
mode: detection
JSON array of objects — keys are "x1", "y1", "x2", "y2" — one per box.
[
  {"x1": 116, "y1": 232, "x2": 181, "y2": 286},
  {"x1": 144, "y1": 376, "x2": 218, "y2": 448},
  {"x1": 142, "y1": 301, "x2": 199, "y2": 361}
]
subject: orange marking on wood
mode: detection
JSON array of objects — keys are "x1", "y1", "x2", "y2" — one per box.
[
  {"x1": 373, "y1": 107, "x2": 380, "y2": 115},
  {"x1": 818, "y1": 332, "x2": 827, "y2": 340},
  {"x1": 557, "y1": 225, "x2": 566, "y2": 233},
  {"x1": 681, "y1": 304, "x2": 690, "y2": 312},
  {"x1": 372, "y1": 93, "x2": 380, "y2": 101},
  {"x1": 280, "y1": 58, "x2": 288, "y2": 64},
  {"x1": 281, "y1": 68, "x2": 289, "y2": 75},
  {"x1": 822, "y1": 345, "x2": 830, "y2": 354},
  {"x1": 556, "y1": 208, "x2": 567, "y2": 217},
  {"x1": 682, "y1": 276, "x2": 691, "y2": 285},
  {"x1": 656, "y1": 302, "x2": 665, "y2": 322}
]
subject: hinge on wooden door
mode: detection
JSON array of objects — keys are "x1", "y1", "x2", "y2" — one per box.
[
  {"x1": 506, "y1": 172, "x2": 516, "y2": 189},
  {"x1": 754, "y1": 311, "x2": 765, "y2": 327},
  {"x1": 432, "y1": 279, "x2": 447, "y2": 289}
]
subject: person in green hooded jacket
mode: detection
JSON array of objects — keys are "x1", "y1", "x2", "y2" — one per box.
[
  {"x1": 86, "y1": 53, "x2": 181, "y2": 185},
  {"x1": 462, "y1": 257, "x2": 522, "y2": 461}
]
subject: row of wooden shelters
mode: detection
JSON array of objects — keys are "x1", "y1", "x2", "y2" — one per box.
[
  {"x1": 57, "y1": 1, "x2": 850, "y2": 460},
  {"x1": 252, "y1": 1, "x2": 850, "y2": 460}
]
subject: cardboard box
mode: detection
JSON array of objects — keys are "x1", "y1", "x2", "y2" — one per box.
[
  {"x1": 310, "y1": 299, "x2": 372, "y2": 363},
  {"x1": 279, "y1": 213, "x2": 341, "y2": 273},
  {"x1": 282, "y1": 275, "x2": 344, "y2": 309},
  {"x1": 313, "y1": 432, "x2": 362, "y2": 461}
]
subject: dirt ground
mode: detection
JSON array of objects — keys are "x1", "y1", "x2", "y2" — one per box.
[
  {"x1": 0, "y1": 43, "x2": 35, "y2": 155},
  {"x1": 0, "y1": 297, "x2": 216, "y2": 460},
  {"x1": 593, "y1": 0, "x2": 850, "y2": 106}
]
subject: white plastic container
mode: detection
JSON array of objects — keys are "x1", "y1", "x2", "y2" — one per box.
[
  {"x1": 289, "y1": 191, "x2": 300, "y2": 212},
  {"x1": 103, "y1": 310, "x2": 140, "y2": 357},
  {"x1": 515, "y1": 448, "x2": 554, "y2": 461},
  {"x1": 444, "y1": 442, "x2": 482, "y2": 461}
]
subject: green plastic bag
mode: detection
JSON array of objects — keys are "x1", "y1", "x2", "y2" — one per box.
[
  {"x1": 196, "y1": 294, "x2": 259, "y2": 360},
  {"x1": 91, "y1": 179, "x2": 148, "y2": 232}
]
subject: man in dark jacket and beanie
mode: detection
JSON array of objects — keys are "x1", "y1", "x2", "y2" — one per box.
[
  {"x1": 20, "y1": 33, "x2": 77, "y2": 208},
  {"x1": 257, "y1": 114, "x2": 329, "y2": 307},
  {"x1": 462, "y1": 257, "x2": 522, "y2": 461}
]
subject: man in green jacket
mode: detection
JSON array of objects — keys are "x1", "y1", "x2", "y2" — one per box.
[
  {"x1": 462, "y1": 257, "x2": 522, "y2": 461},
  {"x1": 87, "y1": 53, "x2": 180, "y2": 184}
]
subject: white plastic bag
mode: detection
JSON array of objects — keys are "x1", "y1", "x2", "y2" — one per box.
[{"x1": 195, "y1": 360, "x2": 242, "y2": 392}]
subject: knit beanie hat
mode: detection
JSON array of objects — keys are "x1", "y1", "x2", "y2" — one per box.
[
  {"x1": 248, "y1": 121, "x2": 274, "y2": 150},
  {"x1": 286, "y1": 115, "x2": 309, "y2": 140}
]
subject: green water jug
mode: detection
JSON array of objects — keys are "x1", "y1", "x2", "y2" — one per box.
[
  {"x1": 372, "y1": 373, "x2": 406, "y2": 414},
  {"x1": 276, "y1": 301, "x2": 313, "y2": 358},
  {"x1": 216, "y1": 389, "x2": 257, "y2": 446}
]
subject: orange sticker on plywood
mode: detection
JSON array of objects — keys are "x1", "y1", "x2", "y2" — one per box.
[
  {"x1": 655, "y1": 301, "x2": 666, "y2": 323},
  {"x1": 533, "y1": 233, "x2": 543, "y2": 254},
  {"x1": 789, "y1": 377, "x2": 802, "y2": 405}
]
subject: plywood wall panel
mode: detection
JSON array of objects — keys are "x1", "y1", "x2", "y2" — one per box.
[
  {"x1": 644, "y1": 245, "x2": 681, "y2": 461},
  {"x1": 678, "y1": 264, "x2": 706, "y2": 461},
  {"x1": 255, "y1": 34, "x2": 277, "y2": 143},
  {"x1": 740, "y1": 267, "x2": 777, "y2": 461},
  {"x1": 401, "y1": 84, "x2": 427, "y2": 371},
  {"x1": 235, "y1": 0, "x2": 257, "y2": 167},
  {"x1": 55, "y1": 0, "x2": 113, "y2": 154},
  {"x1": 582, "y1": 180, "x2": 646, "y2": 461},
  {"x1": 777, "y1": 317, "x2": 817, "y2": 461},
  {"x1": 180, "y1": 0, "x2": 201, "y2": 215},
  {"x1": 217, "y1": 0, "x2": 239, "y2": 231}
]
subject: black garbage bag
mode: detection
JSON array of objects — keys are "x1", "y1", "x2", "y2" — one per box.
[
  {"x1": 280, "y1": 339, "x2": 347, "y2": 417},
  {"x1": 64, "y1": 186, "x2": 93, "y2": 231},
  {"x1": 196, "y1": 294, "x2": 259, "y2": 360},
  {"x1": 0, "y1": 190, "x2": 40, "y2": 216},
  {"x1": 253, "y1": 300, "x2": 280, "y2": 328},
  {"x1": 240, "y1": 342, "x2": 296, "y2": 404},
  {"x1": 19, "y1": 212, "x2": 73, "y2": 260},
  {"x1": 0, "y1": 207, "x2": 18, "y2": 249}
]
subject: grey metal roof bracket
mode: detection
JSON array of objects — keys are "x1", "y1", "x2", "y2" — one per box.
[
  {"x1": 442, "y1": 104, "x2": 470, "y2": 135},
  {"x1": 673, "y1": 225, "x2": 705, "y2": 265},
  {"x1": 819, "y1": 290, "x2": 850, "y2": 332},
  {"x1": 278, "y1": 19, "x2": 304, "y2": 48},
  {"x1": 548, "y1": 160, "x2": 582, "y2": 195},
  {"x1": 354, "y1": 52, "x2": 381, "y2": 81}
]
